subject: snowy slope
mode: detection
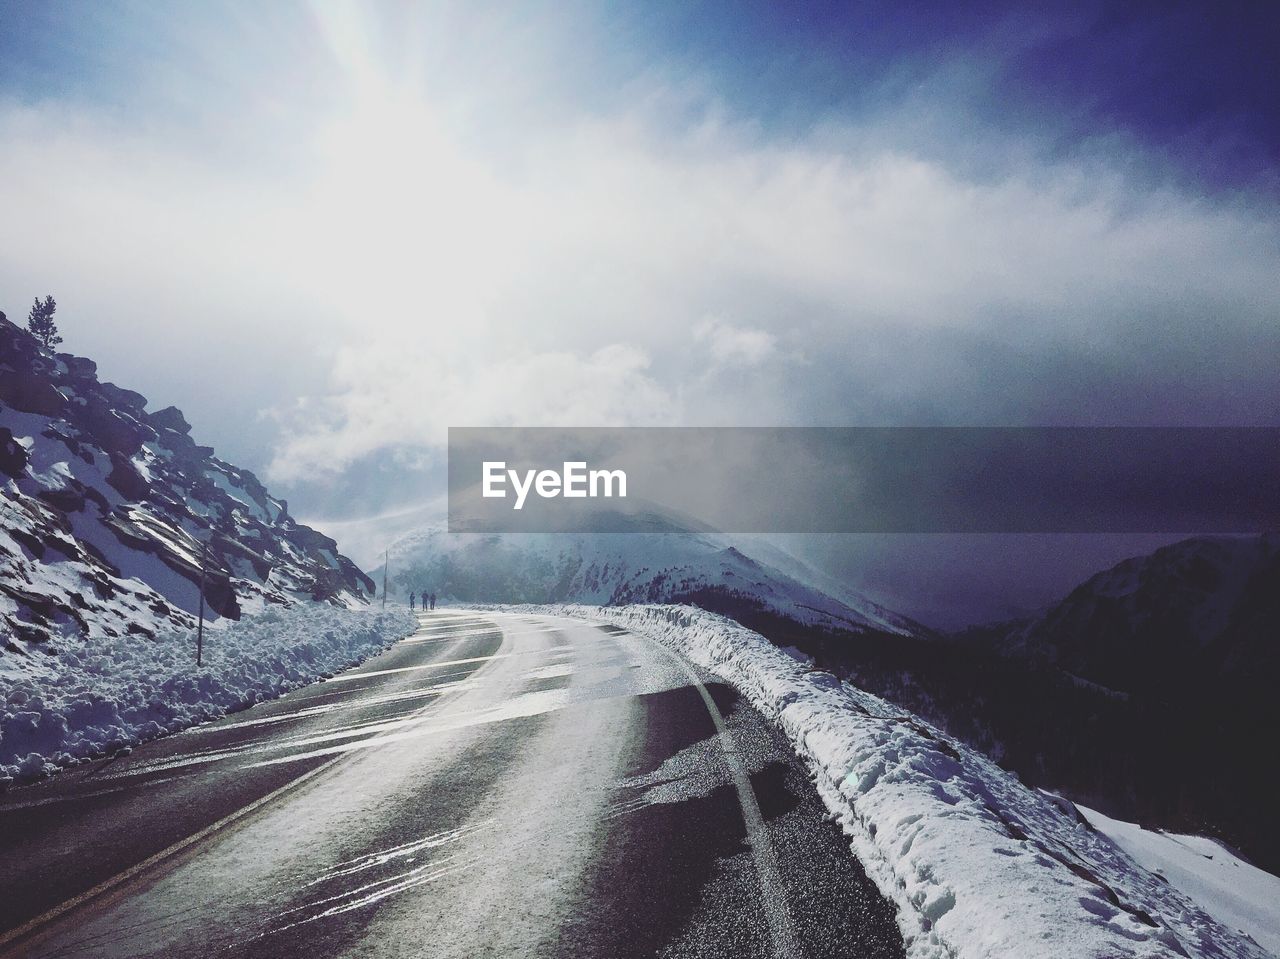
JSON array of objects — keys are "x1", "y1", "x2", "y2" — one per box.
[
  {"x1": 520, "y1": 603, "x2": 1270, "y2": 959},
  {"x1": 380, "y1": 521, "x2": 925, "y2": 637},
  {"x1": 0, "y1": 315, "x2": 376, "y2": 672},
  {"x1": 1080, "y1": 805, "x2": 1280, "y2": 957}
]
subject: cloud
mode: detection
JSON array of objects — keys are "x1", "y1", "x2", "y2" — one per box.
[
  {"x1": 694, "y1": 317, "x2": 777, "y2": 368},
  {"x1": 266, "y1": 341, "x2": 677, "y2": 482},
  {"x1": 0, "y1": 4, "x2": 1277, "y2": 516}
]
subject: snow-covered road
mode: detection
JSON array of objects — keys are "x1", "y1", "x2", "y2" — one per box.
[{"x1": 0, "y1": 611, "x2": 905, "y2": 958}]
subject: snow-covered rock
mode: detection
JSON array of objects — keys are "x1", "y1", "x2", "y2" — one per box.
[
  {"x1": 519, "y1": 603, "x2": 1272, "y2": 959},
  {"x1": 0, "y1": 315, "x2": 376, "y2": 666}
]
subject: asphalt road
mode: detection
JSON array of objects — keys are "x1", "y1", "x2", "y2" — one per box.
[{"x1": 0, "y1": 610, "x2": 905, "y2": 958}]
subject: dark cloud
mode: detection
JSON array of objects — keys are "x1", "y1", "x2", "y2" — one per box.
[
  {"x1": 1001, "y1": 1, "x2": 1280, "y2": 190},
  {"x1": 593, "y1": 1, "x2": 1279, "y2": 192}
]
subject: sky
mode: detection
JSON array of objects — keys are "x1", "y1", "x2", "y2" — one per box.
[{"x1": 1, "y1": 1, "x2": 1276, "y2": 624}]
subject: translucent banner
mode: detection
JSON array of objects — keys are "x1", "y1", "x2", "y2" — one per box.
[{"x1": 447, "y1": 427, "x2": 1279, "y2": 533}]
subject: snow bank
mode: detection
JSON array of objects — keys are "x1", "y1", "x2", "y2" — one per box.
[
  {"x1": 525, "y1": 603, "x2": 1271, "y2": 959},
  {"x1": 1, "y1": 605, "x2": 417, "y2": 785}
]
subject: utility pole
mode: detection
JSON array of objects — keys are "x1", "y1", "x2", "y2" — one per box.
[
  {"x1": 196, "y1": 542, "x2": 207, "y2": 667},
  {"x1": 382, "y1": 548, "x2": 388, "y2": 610}
]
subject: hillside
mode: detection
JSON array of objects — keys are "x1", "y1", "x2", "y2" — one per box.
[
  {"x1": 991, "y1": 534, "x2": 1280, "y2": 699},
  {"x1": 0, "y1": 314, "x2": 374, "y2": 669},
  {"x1": 784, "y1": 533, "x2": 1280, "y2": 875}
]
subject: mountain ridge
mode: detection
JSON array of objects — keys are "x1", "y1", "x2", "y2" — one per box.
[
  {"x1": 376, "y1": 521, "x2": 930, "y2": 640},
  {"x1": 785, "y1": 532, "x2": 1280, "y2": 874},
  {"x1": 970, "y1": 533, "x2": 1280, "y2": 698}
]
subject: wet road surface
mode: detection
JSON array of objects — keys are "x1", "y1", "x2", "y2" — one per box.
[{"x1": 0, "y1": 611, "x2": 905, "y2": 958}]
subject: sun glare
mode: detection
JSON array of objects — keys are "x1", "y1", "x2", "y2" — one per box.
[{"x1": 293, "y1": 3, "x2": 525, "y2": 332}]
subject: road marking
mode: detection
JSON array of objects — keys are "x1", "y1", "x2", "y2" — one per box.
[
  {"x1": 0, "y1": 751, "x2": 346, "y2": 956},
  {"x1": 610, "y1": 624, "x2": 802, "y2": 959},
  {"x1": 2, "y1": 613, "x2": 796, "y2": 956},
  {"x1": 399, "y1": 625, "x2": 558, "y2": 645},
  {"x1": 0, "y1": 617, "x2": 512, "y2": 956}
]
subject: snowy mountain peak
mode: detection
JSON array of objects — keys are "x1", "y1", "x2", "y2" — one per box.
[{"x1": 379, "y1": 523, "x2": 926, "y2": 638}]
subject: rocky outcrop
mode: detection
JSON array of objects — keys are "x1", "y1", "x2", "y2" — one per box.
[{"x1": 0, "y1": 315, "x2": 375, "y2": 656}]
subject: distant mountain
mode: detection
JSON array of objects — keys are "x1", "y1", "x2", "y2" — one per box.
[
  {"x1": 794, "y1": 533, "x2": 1280, "y2": 874},
  {"x1": 982, "y1": 533, "x2": 1280, "y2": 699},
  {"x1": 0, "y1": 315, "x2": 374, "y2": 662},
  {"x1": 377, "y1": 517, "x2": 927, "y2": 639}
]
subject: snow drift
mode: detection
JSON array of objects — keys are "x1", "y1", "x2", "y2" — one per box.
[
  {"x1": 0, "y1": 605, "x2": 416, "y2": 784},
  {"x1": 1080, "y1": 804, "x2": 1280, "y2": 958}
]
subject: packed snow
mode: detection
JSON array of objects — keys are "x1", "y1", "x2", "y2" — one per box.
[
  {"x1": 0, "y1": 605, "x2": 416, "y2": 786},
  {"x1": 512, "y1": 603, "x2": 1272, "y2": 959}
]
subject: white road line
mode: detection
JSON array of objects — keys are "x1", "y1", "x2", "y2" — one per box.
[
  {"x1": 399, "y1": 626, "x2": 558, "y2": 645},
  {"x1": 3, "y1": 614, "x2": 796, "y2": 957},
  {"x1": 0, "y1": 752, "x2": 346, "y2": 956},
  {"x1": 0, "y1": 617, "x2": 513, "y2": 956},
  {"x1": 618, "y1": 626, "x2": 801, "y2": 959}
]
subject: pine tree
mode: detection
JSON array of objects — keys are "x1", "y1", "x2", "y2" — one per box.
[{"x1": 27, "y1": 295, "x2": 60, "y2": 349}]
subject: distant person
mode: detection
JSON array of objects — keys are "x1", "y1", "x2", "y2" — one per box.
[
  {"x1": 430, "y1": 592, "x2": 437, "y2": 610},
  {"x1": 409, "y1": 591, "x2": 416, "y2": 611}
]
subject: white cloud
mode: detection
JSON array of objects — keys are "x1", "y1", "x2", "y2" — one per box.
[
  {"x1": 0, "y1": 8, "x2": 1277, "y2": 503},
  {"x1": 693, "y1": 317, "x2": 777, "y2": 367},
  {"x1": 266, "y1": 341, "x2": 677, "y2": 481}
]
